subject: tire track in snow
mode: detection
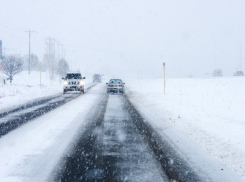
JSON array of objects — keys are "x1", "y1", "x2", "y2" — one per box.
[{"x1": 54, "y1": 94, "x2": 200, "y2": 181}]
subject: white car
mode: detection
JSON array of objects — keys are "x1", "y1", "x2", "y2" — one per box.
[
  {"x1": 106, "y1": 79, "x2": 125, "y2": 94},
  {"x1": 62, "y1": 72, "x2": 86, "y2": 94}
]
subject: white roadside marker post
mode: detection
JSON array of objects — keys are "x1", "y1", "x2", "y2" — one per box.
[
  {"x1": 39, "y1": 62, "x2": 41, "y2": 89},
  {"x1": 163, "y1": 62, "x2": 166, "y2": 95},
  {"x1": 2, "y1": 61, "x2": 4, "y2": 87},
  {"x1": 1, "y1": 56, "x2": 5, "y2": 87}
]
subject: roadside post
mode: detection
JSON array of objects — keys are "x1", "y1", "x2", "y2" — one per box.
[
  {"x1": 39, "y1": 62, "x2": 41, "y2": 88},
  {"x1": 1, "y1": 56, "x2": 5, "y2": 87},
  {"x1": 163, "y1": 62, "x2": 166, "y2": 94},
  {"x1": 2, "y1": 61, "x2": 3, "y2": 87}
]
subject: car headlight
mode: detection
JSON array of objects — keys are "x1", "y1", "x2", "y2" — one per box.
[
  {"x1": 63, "y1": 81, "x2": 68, "y2": 86},
  {"x1": 79, "y1": 80, "x2": 84, "y2": 85}
]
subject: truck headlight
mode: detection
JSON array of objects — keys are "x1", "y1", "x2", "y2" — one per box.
[
  {"x1": 79, "y1": 80, "x2": 84, "y2": 85},
  {"x1": 63, "y1": 81, "x2": 68, "y2": 86}
]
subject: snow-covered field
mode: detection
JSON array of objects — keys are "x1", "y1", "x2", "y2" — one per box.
[
  {"x1": 126, "y1": 77, "x2": 245, "y2": 181},
  {"x1": 1, "y1": 72, "x2": 245, "y2": 181},
  {"x1": 0, "y1": 71, "x2": 92, "y2": 111}
]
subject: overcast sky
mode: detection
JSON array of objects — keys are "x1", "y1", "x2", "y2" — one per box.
[{"x1": 1, "y1": 0, "x2": 245, "y2": 78}]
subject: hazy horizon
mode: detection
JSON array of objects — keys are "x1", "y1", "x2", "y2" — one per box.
[{"x1": 1, "y1": 0, "x2": 245, "y2": 78}]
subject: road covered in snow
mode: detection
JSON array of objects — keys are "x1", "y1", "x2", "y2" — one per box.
[
  {"x1": 53, "y1": 94, "x2": 203, "y2": 182},
  {"x1": 0, "y1": 83, "x2": 200, "y2": 181},
  {"x1": 0, "y1": 76, "x2": 244, "y2": 181}
]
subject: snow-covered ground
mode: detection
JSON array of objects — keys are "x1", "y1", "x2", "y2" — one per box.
[
  {"x1": 0, "y1": 71, "x2": 92, "y2": 111},
  {"x1": 126, "y1": 77, "x2": 245, "y2": 181},
  {"x1": 0, "y1": 83, "x2": 105, "y2": 181},
  {"x1": 1, "y1": 73, "x2": 245, "y2": 181}
]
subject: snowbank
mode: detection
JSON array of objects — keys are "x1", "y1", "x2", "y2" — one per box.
[
  {"x1": 0, "y1": 71, "x2": 62, "y2": 111},
  {"x1": 0, "y1": 71, "x2": 92, "y2": 111},
  {"x1": 126, "y1": 77, "x2": 245, "y2": 181}
]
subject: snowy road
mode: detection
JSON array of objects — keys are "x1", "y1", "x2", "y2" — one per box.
[
  {"x1": 0, "y1": 81, "x2": 242, "y2": 182},
  {"x1": 53, "y1": 94, "x2": 200, "y2": 182},
  {"x1": 0, "y1": 83, "x2": 200, "y2": 182}
]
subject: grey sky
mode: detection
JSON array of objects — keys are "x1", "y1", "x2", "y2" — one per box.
[{"x1": 1, "y1": 0, "x2": 245, "y2": 78}]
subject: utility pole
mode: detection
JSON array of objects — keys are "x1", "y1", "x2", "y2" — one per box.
[
  {"x1": 25, "y1": 29, "x2": 35, "y2": 74},
  {"x1": 45, "y1": 37, "x2": 55, "y2": 82}
]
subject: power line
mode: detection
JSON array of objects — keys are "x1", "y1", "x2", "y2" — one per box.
[
  {"x1": 0, "y1": 28, "x2": 25, "y2": 39},
  {"x1": 0, "y1": 16, "x2": 26, "y2": 31}
]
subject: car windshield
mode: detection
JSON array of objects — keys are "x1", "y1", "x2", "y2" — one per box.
[
  {"x1": 109, "y1": 79, "x2": 122, "y2": 84},
  {"x1": 66, "y1": 74, "x2": 81, "y2": 79}
]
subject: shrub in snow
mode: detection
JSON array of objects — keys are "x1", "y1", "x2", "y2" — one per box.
[{"x1": 0, "y1": 56, "x2": 23, "y2": 83}]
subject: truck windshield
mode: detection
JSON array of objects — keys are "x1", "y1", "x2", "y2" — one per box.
[{"x1": 66, "y1": 74, "x2": 82, "y2": 79}]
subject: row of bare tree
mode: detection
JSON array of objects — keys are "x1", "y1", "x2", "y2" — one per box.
[{"x1": 0, "y1": 55, "x2": 69, "y2": 83}]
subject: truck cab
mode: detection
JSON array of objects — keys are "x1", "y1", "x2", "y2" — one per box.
[
  {"x1": 62, "y1": 72, "x2": 86, "y2": 94},
  {"x1": 93, "y1": 74, "x2": 102, "y2": 83}
]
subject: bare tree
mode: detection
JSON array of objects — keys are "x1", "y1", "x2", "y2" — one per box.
[
  {"x1": 57, "y1": 58, "x2": 69, "y2": 77},
  {"x1": 43, "y1": 37, "x2": 56, "y2": 81},
  {"x1": 42, "y1": 54, "x2": 56, "y2": 80},
  {"x1": 0, "y1": 56, "x2": 23, "y2": 83},
  {"x1": 23, "y1": 54, "x2": 39, "y2": 71}
]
